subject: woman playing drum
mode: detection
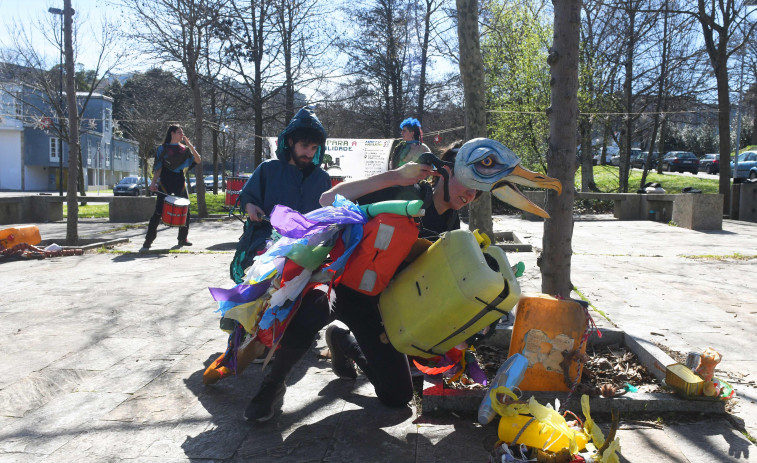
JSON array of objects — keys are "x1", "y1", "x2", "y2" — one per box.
[{"x1": 140, "y1": 125, "x2": 201, "y2": 251}]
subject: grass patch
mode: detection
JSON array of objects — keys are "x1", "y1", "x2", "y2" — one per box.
[
  {"x1": 682, "y1": 252, "x2": 757, "y2": 261},
  {"x1": 64, "y1": 204, "x2": 109, "y2": 219},
  {"x1": 583, "y1": 165, "x2": 720, "y2": 194},
  {"x1": 64, "y1": 192, "x2": 231, "y2": 219},
  {"x1": 189, "y1": 192, "x2": 229, "y2": 215}
]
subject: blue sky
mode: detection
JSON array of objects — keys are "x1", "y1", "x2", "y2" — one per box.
[{"x1": 0, "y1": 0, "x2": 124, "y2": 70}]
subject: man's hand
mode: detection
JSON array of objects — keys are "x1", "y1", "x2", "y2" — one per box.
[
  {"x1": 149, "y1": 182, "x2": 158, "y2": 193},
  {"x1": 245, "y1": 203, "x2": 265, "y2": 222},
  {"x1": 394, "y1": 162, "x2": 440, "y2": 186}
]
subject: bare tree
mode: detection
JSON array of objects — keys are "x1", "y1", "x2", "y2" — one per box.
[
  {"x1": 272, "y1": 0, "x2": 334, "y2": 122},
  {"x1": 124, "y1": 0, "x2": 228, "y2": 217},
  {"x1": 457, "y1": 0, "x2": 492, "y2": 237},
  {"x1": 414, "y1": 0, "x2": 447, "y2": 123},
  {"x1": 107, "y1": 69, "x2": 194, "y2": 189},
  {"x1": 339, "y1": 0, "x2": 413, "y2": 137},
  {"x1": 542, "y1": 0, "x2": 579, "y2": 297},
  {"x1": 579, "y1": 0, "x2": 622, "y2": 192},
  {"x1": 684, "y1": 0, "x2": 757, "y2": 213},
  {"x1": 214, "y1": 0, "x2": 281, "y2": 168},
  {"x1": 1, "y1": 11, "x2": 128, "y2": 197}
]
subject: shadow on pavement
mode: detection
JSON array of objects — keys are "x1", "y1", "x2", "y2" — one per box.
[{"x1": 206, "y1": 242, "x2": 239, "y2": 251}]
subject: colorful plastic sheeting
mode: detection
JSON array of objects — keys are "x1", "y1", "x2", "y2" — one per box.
[
  {"x1": 210, "y1": 279, "x2": 272, "y2": 314},
  {"x1": 269, "y1": 195, "x2": 365, "y2": 239}
]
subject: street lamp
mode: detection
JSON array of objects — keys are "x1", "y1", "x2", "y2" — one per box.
[{"x1": 48, "y1": 7, "x2": 64, "y2": 196}]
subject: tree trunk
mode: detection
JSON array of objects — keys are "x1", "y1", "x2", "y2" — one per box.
[
  {"x1": 716, "y1": 60, "x2": 733, "y2": 215},
  {"x1": 620, "y1": 7, "x2": 635, "y2": 193},
  {"x1": 641, "y1": 0, "x2": 668, "y2": 189},
  {"x1": 579, "y1": 117, "x2": 593, "y2": 191},
  {"x1": 210, "y1": 88, "x2": 219, "y2": 194},
  {"x1": 542, "y1": 0, "x2": 579, "y2": 297},
  {"x1": 64, "y1": 0, "x2": 79, "y2": 245},
  {"x1": 417, "y1": 0, "x2": 432, "y2": 123},
  {"x1": 456, "y1": 0, "x2": 492, "y2": 238},
  {"x1": 189, "y1": 69, "x2": 207, "y2": 217}
]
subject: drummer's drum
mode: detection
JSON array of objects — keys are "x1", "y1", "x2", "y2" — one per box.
[{"x1": 162, "y1": 196, "x2": 190, "y2": 227}]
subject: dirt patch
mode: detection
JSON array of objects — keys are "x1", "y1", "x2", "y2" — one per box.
[{"x1": 450, "y1": 343, "x2": 663, "y2": 396}]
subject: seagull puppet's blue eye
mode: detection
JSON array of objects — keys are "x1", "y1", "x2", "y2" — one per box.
[{"x1": 473, "y1": 154, "x2": 510, "y2": 178}]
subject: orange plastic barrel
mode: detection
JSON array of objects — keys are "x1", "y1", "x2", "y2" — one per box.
[
  {"x1": 0, "y1": 225, "x2": 41, "y2": 248},
  {"x1": 507, "y1": 294, "x2": 588, "y2": 391}
]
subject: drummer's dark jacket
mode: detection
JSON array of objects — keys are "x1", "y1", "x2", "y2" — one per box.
[{"x1": 154, "y1": 144, "x2": 195, "y2": 195}]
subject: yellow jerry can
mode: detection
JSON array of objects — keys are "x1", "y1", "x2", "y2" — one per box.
[{"x1": 379, "y1": 229, "x2": 520, "y2": 358}]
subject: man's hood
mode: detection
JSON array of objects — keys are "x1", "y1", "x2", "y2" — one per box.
[{"x1": 276, "y1": 106, "x2": 328, "y2": 166}]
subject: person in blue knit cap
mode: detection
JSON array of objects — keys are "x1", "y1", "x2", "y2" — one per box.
[{"x1": 388, "y1": 118, "x2": 431, "y2": 169}]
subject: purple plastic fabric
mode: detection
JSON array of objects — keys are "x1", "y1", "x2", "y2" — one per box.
[
  {"x1": 270, "y1": 196, "x2": 365, "y2": 239},
  {"x1": 209, "y1": 279, "x2": 271, "y2": 303}
]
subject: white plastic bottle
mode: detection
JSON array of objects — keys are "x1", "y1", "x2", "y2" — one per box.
[{"x1": 477, "y1": 353, "x2": 528, "y2": 425}]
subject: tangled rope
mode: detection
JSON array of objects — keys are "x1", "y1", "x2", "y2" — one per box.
[{"x1": 0, "y1": 243, "x2": 83, "y2": 259}]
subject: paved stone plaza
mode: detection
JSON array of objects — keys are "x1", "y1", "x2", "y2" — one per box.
[{"x1": 1, "y1": 213, "x2": 756, "y2": 462}]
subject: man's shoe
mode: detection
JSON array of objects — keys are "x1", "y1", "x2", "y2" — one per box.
[
  {"x1": 178, "y1": 240, "x2": 193, "y2": 247},
  {"x1": 325, "y1": 325, "x2": 357, "y2": 379},
  {"x1": 244, "y1": 378, "x2": 286, "y2": 423},
  {"x1": 139, "y1": 242, "x2": 151, "y2": 252}
]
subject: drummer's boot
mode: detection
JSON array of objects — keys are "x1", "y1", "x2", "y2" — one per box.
[{"x1": 244, "y1": 346, "x2": 305, "y2": 423}]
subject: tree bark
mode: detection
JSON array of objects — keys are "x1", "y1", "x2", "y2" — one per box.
[
  {"x1": 697, "y1": 0, "x2": 734, "y2": 215},
  {"x1": 620, "y1": 6, "x2": 635, "y2": 193},
  {"x1": 456, "y1": 0, "x2": 492, "y2": 238},
  {"x1": 64, "y1": 0, "x2": 79, "y2": 245},
  {"x1": 542, "y1": 0, "x2": 579, "y2": 297}
]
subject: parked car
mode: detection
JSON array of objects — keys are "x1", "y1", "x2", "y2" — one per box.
[
  {"x1": 592, "y1": 151, "x2": 614, "y2": 166},
  {"x1": 610, "y1": 148, "x2": 642, "y2": 167},
  {"x1": 632, "y1": 151, "x2": 660, "y2": 169},
  {"x1": 731, "y1": 151, "x2": 757, "y2": 180},
  {"x1": 204, "y1": 175, "x2": 225, "y2": 190},
  {"x1": 661, "y1": 151, "x2": 699, "y2": 174},
  {"x1": 699, "y1": 153, "x2": 720, "y2": 174},
  {"x1": 113, "y1": 176, "x2": 148, "y2": 196}
]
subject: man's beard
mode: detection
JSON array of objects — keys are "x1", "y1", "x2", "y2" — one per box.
[{"x1": 292, "y1": 154, "x2": 312, "y2": 169}]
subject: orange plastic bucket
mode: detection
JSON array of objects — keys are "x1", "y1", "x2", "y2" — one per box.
[{"x1": 508, "y1": 294, "x2": 588, "y2": 391}]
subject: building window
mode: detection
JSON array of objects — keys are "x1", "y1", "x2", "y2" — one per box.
[
  {"x1": 49, "y1": 137, "x2": 60, "y2": 162},
  {"x1": 14, "y1": 92, "x2": 23, "y2": 118},
  {"x1": 104, "y1": 108, "x2": 112, "y2": 132}
]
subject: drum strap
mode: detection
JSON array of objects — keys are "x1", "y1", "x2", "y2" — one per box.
[{"x1": 410, "y1": 281, "x2": 511, "y2": 356}]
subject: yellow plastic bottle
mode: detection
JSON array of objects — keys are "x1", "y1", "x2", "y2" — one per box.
[
  {"x1": 498, "y1": 414, "x2": 589, "y2": 452},
  {"x1": 379, "y1": 229, "x2": 520, "y2": 358},
  {"x1": 0, "y1": 226, "x2": 41, "y2": 248}
]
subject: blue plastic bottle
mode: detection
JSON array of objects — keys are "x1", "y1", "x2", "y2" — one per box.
[{"x1": 477, "y1": 353, "x2": 528, "y2": 425}]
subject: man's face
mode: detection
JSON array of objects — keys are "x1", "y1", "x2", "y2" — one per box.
[
  {"x1": 289, "y1": 140, "x2": 319, "y2": 169},
  {"x1": 445, "y1": 171, "x2": 478, "y2": 210},
  {"x1": 400, "y1": 127, "x2": 414, "y2": 142}
]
